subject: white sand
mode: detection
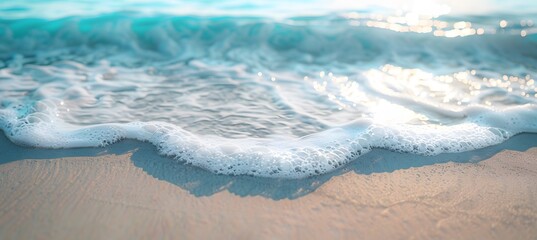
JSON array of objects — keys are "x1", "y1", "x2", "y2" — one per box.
[{"x1": 0, "y1": 138, "x2": 536, "y2": 239}]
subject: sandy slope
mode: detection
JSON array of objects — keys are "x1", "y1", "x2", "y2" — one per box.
[{"x1": 0, "y1": 136, "x2": 536, "y2": 239}]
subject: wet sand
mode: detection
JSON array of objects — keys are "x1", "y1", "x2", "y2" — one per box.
[{"x1": 1, "y1": 134, "x2": 537, "y2": 239}]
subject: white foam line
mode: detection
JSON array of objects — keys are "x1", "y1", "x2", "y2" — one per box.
[{"x1": 1, "y1": 104, "x2": 536, "y2": 178}]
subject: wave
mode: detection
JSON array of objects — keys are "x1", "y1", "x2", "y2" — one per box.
[
  {"x1": 1, "y1": 14, "x2": 536, "y2": 73},
  {"x1": 1, "y1": 13, "x2": 537, "y2": 178}
]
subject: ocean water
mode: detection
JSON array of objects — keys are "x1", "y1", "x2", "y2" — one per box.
[{"x1": 1, "y1": 0, "x2": 537, "y2": 178}]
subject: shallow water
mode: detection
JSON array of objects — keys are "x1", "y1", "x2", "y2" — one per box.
[{"x1": 1, "y1": 0, "x2": 537, "y2": 178}]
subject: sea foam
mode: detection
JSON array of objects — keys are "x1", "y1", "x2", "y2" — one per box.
[{"x1": 1, "y1": 102, "x2": 536, "y2": 178}]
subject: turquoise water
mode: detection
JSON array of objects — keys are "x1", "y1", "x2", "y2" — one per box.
[{"x1": 1, "y1": 0, "x2": 537, "y2": 178}]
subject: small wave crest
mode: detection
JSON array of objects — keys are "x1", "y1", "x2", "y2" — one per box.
[{"x1": 1, "y1": 14, "x2": 536, "y2": 72}]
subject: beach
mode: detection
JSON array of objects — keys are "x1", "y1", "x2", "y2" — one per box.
[
  {"x1": 2, "y1": 0, "x2": 537, "y2": 239},
  {"x1": 1, "y1": 134, "x2": 536, "y2": 239}
]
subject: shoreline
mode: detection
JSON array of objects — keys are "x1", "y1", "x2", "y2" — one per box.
[{"x1": 1, "y1": 134, "x2": 537, "y2": 239}]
